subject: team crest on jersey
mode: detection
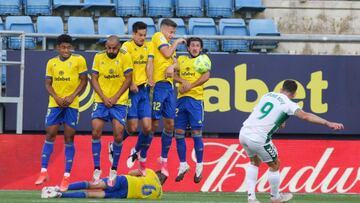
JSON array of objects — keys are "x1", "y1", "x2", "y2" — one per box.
[
  {"x1": 101, "y1": 61, "x2": 105, "y2": 65},
  {"x1": 186, "y1": 67, "x2": 190, "y2": 71},
  {"x1": 115, "y1": 60, "x2": 119, "y2": 65},
  {"x1": 53, "y1": 63, "x2": 56, "y2": 67},
  {"x1": 140, "y1": 55, "x2": 144, "y2": 60},
  {"x1": 109, "y1": 69, "x2": 114, "y2": 74},
  {"x1": 59, "y1": 70, "x2": 64, "y2": 76}
]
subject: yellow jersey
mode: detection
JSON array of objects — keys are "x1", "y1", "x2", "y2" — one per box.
[
  {"x1": 92, "y1": 50, "x2": 133, "y2": 105},
  {"x1": 45, "y1": 54, "x2": 88, "y2": 109},
  {"x1": 177, "y1": 55, "x2": 207, "y2": 100},
  {"x1": 122, "y1": 40, "x2": 154, "y2": 86},
  {"x1": 125, "y1": 169, "x2": 163, "y2": 199},
  {"x1": 151, "y1": 32, "x2": 176, "y2": 84}
]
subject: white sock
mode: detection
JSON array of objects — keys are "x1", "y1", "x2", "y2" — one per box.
[
  {"x1": 268, "y1": 170, "x2": 281, "y2": 199},
  {"x1": 160, "y1": 157, "x2": 167, "y2": 162},
  {"x1": 41, "y1": 168, "x2": 47, "y2": 172},
  {"x1": 139, "y1": 157, "x2": 146, "y2": 162},
  {"x1": 246, "y1": 164, "x2": 258, "y2": 200},
  {"x1": 180, "y1": 162, "x2": 187, "y2": 168},
  {"x1": 64, "y1": 172, "x2": 70, "y2": 177}
]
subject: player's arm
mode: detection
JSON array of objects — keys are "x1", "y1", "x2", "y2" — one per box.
[
  {"x1": 110, "y1": 70, "x2": 132, "y2": 105},
  {"x1": 146, "y1": 56, "x2": 154, "y2": 87},
  {"x1": 45, "y1": 78, "x2": 64, "y2": 107},
  {"x1": 159, "y1": 38, "x2": 186, "y2": 58},
  {"x1": 63, "y1": 73, "x2": 88, "y2": 107},
  {"x1": 165, "y1": 57, "x2": 177, "y2": 78},
  {"x1": 128, "y1": 169, "x2": 144, "y2": 177},
  {"x1": 294, "y1": 109, "x2": 344, "y2": 130},
  {"x1": 91, "y1": 72, "x2": 112, "y2": 107},
  {"x1": 180, "y1": 71, "x2": 210, "y2": 94}
]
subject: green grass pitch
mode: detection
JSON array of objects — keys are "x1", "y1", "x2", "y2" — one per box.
[{"x1": 0, "y1": 190, "x2": 359, "y2": 203}]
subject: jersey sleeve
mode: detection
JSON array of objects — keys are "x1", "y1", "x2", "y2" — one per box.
[
  {"x1": 147, "y1": 41, "x2": 154, "y2": 58},
  {"x1": 122, "y1": 52, "x2": 133, "y2": 74},
  {"x1": 121, "y1": 41, "x2": 130, "y2": 52},
  {"x1": 78, "y1": 56, "x2": 88, "y2": 75},
  {"x1": 91, "y1": 54, "x2": 100, "y2": 74},
  {"x1": 45, "y1": 60, "x2": 53, "y2": 79},
  {"x1": 153, "y1": 33, "x2": 169, "y2": 50},
  {"x1": 285, "y1": 99, "x2": 301, "y2": 115}
]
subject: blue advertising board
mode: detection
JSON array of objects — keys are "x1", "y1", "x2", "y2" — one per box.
[{"x1": 5, "y1": 51, "x2": 359, "y2": 134}]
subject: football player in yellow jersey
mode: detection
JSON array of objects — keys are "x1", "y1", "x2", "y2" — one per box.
[
  {"x1": 35, "y1": 34, "x2": 88, "y2": 191},
  {"x1": 150, "y1": 19, "x2": 186, "y2": 177},
  {"x1": 90, "y1": 35, "x2": 133, "y2": 187},
  {"x1": 41, "y1": 168, "x2": 167, "y2": 200},
  {"x1": 173, "y1": 38, "x2": 210, "y2": 183},
  {"x1": 116, "y1": 22, "x2": 154, "y2": 175}
]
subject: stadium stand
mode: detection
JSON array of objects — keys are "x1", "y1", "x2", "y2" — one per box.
[
  {"x1": 205, "y1": 0, "x2": 234, "y2": 18},
  {"x1": 145, "y1": 0, "x2": 174, "y2": 17},
  {"x1": 5, "y1": 16, "x2": 36, "y2": 49},
  {"x1": 83, "y1": 0, "x2": 115, "y2": 17},
  {"x1": 0, "y1": 18, "x2": 5, "y2": 48},
  {"x1": 158, "y1": 18, "x2": 187, "y2": 51},
  {"x1": 68, "y1": 16, "x2": 95, "y2": 49},
  {"x1": 189, "y1": 18, "x2": 218, "y2": 52},
  {"x1": 219, "y1": 18, "x2": 249, "y2": 52},
  {"x1": 36, "y1": 16, "x2": 64, "y2": 47},
  {"x1": 235, "y1": 0, "x2": 265, "y2": 19},
  {"x1": 98, "y1": 17, "x2": 125, "y2": 43},
  {"x1": 176, "y1": 0, "x2": 203, "y2": 17},
  {"x1": 248, "y1": 19, "x2": 280, "y2": 51},
  {"x1": 53, "y1": 0, "x2": 84, "y2": 17},
  {"x1": 24, "y1": 0, "x2": 52, "y2": 16},
  {"x1": 0, "y1": 0, "x2": 22, "y2": 15},
  {"x1": 127, "y1": 17, "x2": 156, "y2": 36},
  {"x1": 115, "y1": 0, "x2": 143, "y2": 17}
]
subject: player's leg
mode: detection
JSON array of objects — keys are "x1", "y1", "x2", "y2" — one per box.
[
  {"x1": 188, "y1": 98, "x2": 205, "y2": 183},
  {"x1": 35, "y1": 107, "x2": 62, "y2": 185},
  {"x1": 91, "y1": 103, "x2": 108, "y2": 183}
]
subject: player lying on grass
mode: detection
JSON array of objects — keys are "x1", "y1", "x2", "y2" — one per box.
[{"x1": 41, "y1": 168, "x2": 167, "y2": 200}]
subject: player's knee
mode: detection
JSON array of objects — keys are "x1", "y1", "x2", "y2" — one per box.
[
  {"x1": 113, "y1": 136, "x2": 123, "y2": 144},
  {"x1": 127, "y1": 125, "x2": 137, "y2": 134},
  {"x1": 46, "y1": 132, "x2": 57, "y2": 141},
  {"x1": 268, "y1": 159, "x2": 280, "y2": 171},
  {"x1": 92, "y1": 129, "x2": 102, "y2": 139},
  {"x1": 143, "y1": 125, "x2": 152, "y2": 135},
  {"x1": 164, "y1": 122, "x2": 174, "y2": 132},
  {"x1": 250, "y1": 157, "x2": 261, "y2": 167}
]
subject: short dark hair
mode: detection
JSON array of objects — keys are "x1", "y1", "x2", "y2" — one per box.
[
  {"x1": 187, "y1": 37, "x2": 203, "y2": 48},
  {"x1": 155, "y1": 170, "x2": 168, "y2": 185},
  {"x1": 56, "y1": 34, "x2": 72, "y2": 45},
  {"x1": 133, "y1": 21, "x2": 147, "y2": 33},
  {"x1": 282, "y1": 80, "x2": 298, "y2": 94},
  {"x1": 160, "y1": 19, "x2": 177, "y2": 28}
]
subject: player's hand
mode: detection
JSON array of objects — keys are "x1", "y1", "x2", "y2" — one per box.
[
  {"x1": 326, "y1": 122, "x2": 344, "y2": 130},
  {"x1": 130, "y1": 83, "x2": 139, "y2": 93},
  {"x1": 101, "y1": 96, "x2": 112, "y2": 108},
  {"x1": 165, "y1": 66, "x2": 174, "y2": 78},
  {"x1": 179, "y1": 81, "x2": 191, "y2": 94},
  {"x1": 147, "y1": 79, "x2": 155, "y2": 88},
  {"x1": 63, "y1": 95, "x2": 75, "y2": 107},
  {"x1": 174, "y1": 38, "x2": 186, "y2": 45},
  {"x1": 54, "y1": 96, "x2": 65, "y2": 107},
  {"x1": 109, "y1": 96, "x2": 119, "y2": 106},
  {"x1": 280, "y1": 122, "x2": 286, "y2": 129}
]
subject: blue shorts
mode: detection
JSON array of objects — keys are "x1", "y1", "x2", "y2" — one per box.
[
  {"x1": 152, "y1": 81, "x2": 176, "y2": 120},
  {"x1": 45, "y1": 107, "x2": 79, "y2": 129},
  {"x1": 175, "y1": 97, "x2": 204, "y2": 131},
  {"x1": 127, "y1": 84, "x2": 151, "y2": 120},
  {"x1": 102, "y1": 176, "x2": 128, "y2": 198},
  {"x1": 91, "y1": 103, "x2": 127, "y2": 126}
]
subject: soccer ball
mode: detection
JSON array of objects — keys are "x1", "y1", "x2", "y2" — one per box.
[{"x1": 194, "y1": 54, "x2": 211, "y2": 73}]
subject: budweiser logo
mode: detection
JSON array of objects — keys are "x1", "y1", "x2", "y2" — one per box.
[{"x1": 193, "y1": 142, "x2": 360, "y2": 193}]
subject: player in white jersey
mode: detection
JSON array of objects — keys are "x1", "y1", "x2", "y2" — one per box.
[{"x1": 239, "y1": 80, "x2": 344, "y2": 203}]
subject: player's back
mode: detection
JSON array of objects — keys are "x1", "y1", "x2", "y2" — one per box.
[
  {"x1": 125, "y1": 169, "x2": 163, "y2": 199},
  {"x1": 242, "y1": 92, "x2": 299, "y2": 142}
]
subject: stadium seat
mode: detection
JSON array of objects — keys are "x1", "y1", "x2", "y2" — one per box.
[
  {"x1": 219, "y1": 18, "x2": 249, "y2": 52},
  {"x1": 53, "y1": 0, "x2": 84, "y2": 16},
  {"x1": 248, "y1": 19, "x2": 280, "y2": 51},
  {"x1": 158, "y1": 18, "x2": 187, "y2": 51},
  {"x1": 235, "y1": 0, "x2": 265, "y2": 19},
  {"x1": 0, "y1": 0, "x2": 22, "y2": 15},
  {"x1": 127, "y1": 18, "x2": 156, "y2": 37},
  {"x1": 98, "y1": 17, "x2": 125, "y2": 42},
  {"x1": 0, "y1": 18, "x2": 5, "y2": 49},
  {"x1": 206, "y1": 0, "x2": 234, "y2": 18},
  {"x1": 83, "y1": 0, "x2": 115, "y2": 17},
  {"x1": 188, "y1": 18, "x2": 218, "y2": 52},
  {"x1": 24, "y1": 0, "x2": 52, "y2": 16},
  {"x1": 5, "y1": 16, "x2": 36, "y2": 49},
  {"x1": 176, "y1": 0, "x2": 203, "y2": 17},
  {"x1": 145, "y1": 0, "x2": 174, "y2": 17},
  {"x1": 68, "y1": 17, "x2": 95, "y2": 35},
  {"x1": 37, "y1": 16, "x2": 63, "y2": 45},
  {"x1": 115, "y1": 0, "x2": 143, "y2": 17}
]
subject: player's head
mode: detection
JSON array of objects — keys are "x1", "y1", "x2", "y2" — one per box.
[
  {"x1": 132, "y1": 21, "x2": 147, "y2": 46},
  {"x1": 186, "y1": 37, "x2": 203, "y2": 58},
  {"x1": 281, "y1": 79, "x2": 298, "y2": 98},
  {"x1": 155, "y1": 170, "x2": 168, "y2": 185},
  {"x1": 105, "y1": 35, "x2": 120, "y2": 59},
  {"x1": 56, "y1": 34, "x2": 72, "y2": 59},
  {"x1": 160, "y1": 19, "x2": 177, "y2": 41}
]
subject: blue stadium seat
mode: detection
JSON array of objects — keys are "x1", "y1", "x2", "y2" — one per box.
[
  {"x1": 206, "y1": 0, "x2": 234, "y2": 18},
  {"x1": 248, "y1": 19, "x2": 280, "y2": 50},
  {"x1": 98, "y1": 17, "x2": 125, "y2": 43},
  {"x1": 83, "y1": 0, "x2": 115, "y2": 16},
  {"x1": 158, "y1": 18, "x2": 187, "y2": 51},
  {"x1": 127, "y1": 18, "x2": 156, "y2": 37},
  {"x1": 145, "y1": 0, "x2": 174, "y2": 17},
  {"x1": 235, "y1": 0, "x2": 265, "y2": 12},
  {"x1": 68, "y1": 17, "x2": 95, "y2": 35},
  {"x1": 219, "y1": 18, "x2": 249, "y2": 52},
  {"x1": 53, "y1": 0, "x2": 83, "y2": 16},
  {"x1": 115, "y1": 0, "x2": 143, "y2": 17},
  {"x1": 188, "y1": 18, "x2": 218, "y2": 52},
  {"x1": 24, "y1": 0, "x2": 52, "y2": 16},
  {"x1": 5, "y1": 16, "x2": 36, "y2": 49},
  {"x1": 0, "y1": 18, "x2": 5, "y2": 49},
  {"x1": 37, "y1": 16, "x2": 63, "y2": 44},
  {"x1": 0, "y1": 0, "x2": 21, "y2": 15},
  {"x1": 176, "y1": 0, "x2": 203, "y2": 17}
]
